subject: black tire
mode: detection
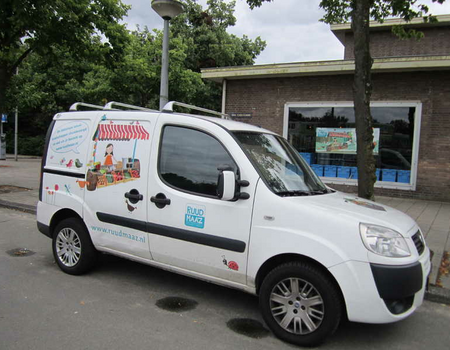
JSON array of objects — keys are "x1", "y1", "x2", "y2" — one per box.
[
  {"x1": 259, "y1": 262, "x2": 342, "y2": 347},
  {"x1": 52, "y1": 218, "x2": 98, "y2": 275}
]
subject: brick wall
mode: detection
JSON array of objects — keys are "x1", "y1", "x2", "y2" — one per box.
[
  {"x1": 344, "y1": 27, "x2": 450, "y2": 59},
  {"x1": 225, "y1": 71, "x2": 450, "y2": 201}
]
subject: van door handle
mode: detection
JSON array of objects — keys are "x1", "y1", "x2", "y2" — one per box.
[
  {"x1": 125, "y1": 189, "x2": 143, "y2": 204},
  {"x1": 150, "y1": 193, "x2": 171, "y2": 209}
]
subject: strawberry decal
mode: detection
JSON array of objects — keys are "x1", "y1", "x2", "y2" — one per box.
[{"x1": 222, "y1": 255, "x2": 239, "y2": 271}]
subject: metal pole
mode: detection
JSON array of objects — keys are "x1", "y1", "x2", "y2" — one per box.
[
  {"x1": 159, "y1": 19, "x2": 170, "y2": 110},
  {"x1": 14, "y1": 67, "x2": 18, "y2": 161},
  {"x1": 221, "y1": 79, "x2": 227, "y2": 114},
  {"x1": 14, "y1": 105, "x2": 18, "y2": 161},
  {"x1": 0, "y1": 117, "x2": 4, "y2": 160}
]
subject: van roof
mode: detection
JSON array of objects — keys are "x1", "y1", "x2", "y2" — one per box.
[
  {"x1": 58, "y1": 110, "x2": 277, "y2": 135},
  {"x1": 179, "y1": 113, "x2": 276, "y2": 134}
]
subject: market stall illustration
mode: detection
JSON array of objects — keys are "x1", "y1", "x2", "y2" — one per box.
[{"x1": 86, "y1": 122, "x2": 150, "y2": 191}]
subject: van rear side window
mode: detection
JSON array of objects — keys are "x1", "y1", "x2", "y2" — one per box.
[{"x1": 159, "y1": 126, "x2": 236, "y2": 197}]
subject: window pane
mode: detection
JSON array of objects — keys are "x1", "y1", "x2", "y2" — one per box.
[
  {"x1": 159, "y1": 126, "x2": 236, "y2": 196},
  {"x1": 288, "y1": 105, "x2": 415, "y2": 182}
]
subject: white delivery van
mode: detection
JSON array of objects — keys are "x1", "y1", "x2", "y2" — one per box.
[{"x1": 37, "y1": 101, "x2": 430, "y2": 346}]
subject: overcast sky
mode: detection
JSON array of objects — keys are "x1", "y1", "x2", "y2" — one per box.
[{"x1": 122, "y1": 0, "x2": 450, "y2": 65}]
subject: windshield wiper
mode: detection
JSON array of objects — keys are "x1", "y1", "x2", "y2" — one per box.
[
  {"x1": 309, "y1": 189, "x2": 330, "y2": 195},
  {"x1": 276, "y1": 189, "x2": 331, "y2": 197},
  {"x1": 275, "y1": 190, "x2": 311, "y2": 197}
]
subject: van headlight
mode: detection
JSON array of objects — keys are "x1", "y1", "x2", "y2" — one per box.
[{"x1": 359, "y1": 223, "x2": 411, "y2": 258}]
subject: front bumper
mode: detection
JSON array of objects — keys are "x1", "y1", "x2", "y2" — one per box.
[
  {"x1": 371, "y1": 261, "x2": 423, "y2": 314},
  {"x1": 329, "y1": 247, "x2": 431, "y2": 324}
]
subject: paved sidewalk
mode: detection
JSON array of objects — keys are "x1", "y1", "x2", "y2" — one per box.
[{"x1": 1, "y1": 156, "x2": 449, "y2": 303}]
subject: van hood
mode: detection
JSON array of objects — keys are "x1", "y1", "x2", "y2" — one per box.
[{"x1": 287, "y1": 191, "x2": 416, "y2": 236}]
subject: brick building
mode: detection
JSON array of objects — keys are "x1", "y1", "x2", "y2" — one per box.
[{"x1": 201, "y1": 15, "x2": 450, "y2": 201}]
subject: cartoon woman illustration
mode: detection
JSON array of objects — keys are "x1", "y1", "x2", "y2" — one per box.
[{"x1": 104, "y1": 144, "x2": 117, "y2": 170}]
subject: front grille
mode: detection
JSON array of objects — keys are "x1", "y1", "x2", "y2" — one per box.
[{"x1": 412, "y1": 231, "x2": 425, "y2": 256}]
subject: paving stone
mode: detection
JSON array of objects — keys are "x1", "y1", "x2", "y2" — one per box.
[
  {"x1": 416, "y1": 202, "x2": 442, "y2": 237},
  {"x1": 405, "y1": 200, "x2": 429, "y2": 221},
  {"x1": 395, "y1": 199, "x2": 416, "y2": 213}
]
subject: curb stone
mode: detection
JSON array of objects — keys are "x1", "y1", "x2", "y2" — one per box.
[
  {"x1": 425, "y1": 285, "x2": 450, "y2": 305},
  {"x1": 0, "y1": 199, "x2": 449, "y2": 306},
  {"x1": 0, "y1": 200, "x2": 36, "y2": 215}
]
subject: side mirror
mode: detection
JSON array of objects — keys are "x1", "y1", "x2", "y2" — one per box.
[{"x1": 217, "y1": 170, "x2": 236, "y2": 201}]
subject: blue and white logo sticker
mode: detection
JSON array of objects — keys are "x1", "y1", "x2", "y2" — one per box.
[{"x1": 185, "y1": 204, "x2": 206, "y2": 229}]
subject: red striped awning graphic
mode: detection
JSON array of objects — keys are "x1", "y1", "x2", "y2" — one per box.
[{"x1": 96, "y1": 124, "x2": 150, "y2": 141}]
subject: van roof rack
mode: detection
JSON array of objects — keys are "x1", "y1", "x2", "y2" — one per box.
[
  {"x1": 69, "y1": 102, "x2": 106, "y2": 111},
  {"x1": 163, "y1": 101, "x2": 229, "y2": 119},
  {"x1": 69, "y1": 101, "x2": 158, "y2": 112},
  {"x1": 103, "y1": 101, "x2": 158, "y2": 112},
  {"x1": 69, "y1": 101, "x2": 228, "y2": 119}
]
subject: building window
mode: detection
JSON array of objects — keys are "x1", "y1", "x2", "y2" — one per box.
[{"x1": 283, "y1": 102, "x2": 422, "y2": 189}]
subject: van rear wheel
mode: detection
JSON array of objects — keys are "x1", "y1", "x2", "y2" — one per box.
[
  {"x1": 259, "y1": 262, "x2": 342, "y2": 347},
  {"x1": 52, "y1": 218, "x2": 97, "y2": 275}
]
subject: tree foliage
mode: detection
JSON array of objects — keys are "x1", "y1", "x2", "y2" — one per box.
[
  {"x1": 0, "y1": 0, "x2": 130, "y2": 114},
  {"x1": 3, "y1": 0, "x2": 266, "y2": 155}
]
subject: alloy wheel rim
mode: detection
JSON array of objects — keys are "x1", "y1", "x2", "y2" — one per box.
[
  {"x1": 56, "y1": 228, "x2": 81, "y2": 267},
  {"x1": 270, "y1": 278, "x2": 324, "y2": 335}
]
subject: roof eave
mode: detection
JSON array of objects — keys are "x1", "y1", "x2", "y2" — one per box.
[{"x1": 201, "y1": 56, "x2": 450, "y2": 83}]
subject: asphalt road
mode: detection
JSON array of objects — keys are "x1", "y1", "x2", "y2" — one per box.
[{"x1": 1, "y1": 207, "x2": 449, "y2": 350}]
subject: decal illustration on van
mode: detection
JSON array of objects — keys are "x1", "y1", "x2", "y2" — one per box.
[
  {"x1": 222, "y1": 256, "x2": 239, "y2": 271},
  {"x1": 125, "y1": 200, "x2": 137, "y2": 213},
  {"x1": 90, "y1": 225, "x2": 146, "y2": 243},
  {"x1": 85, "y1": 120, "x2": 149, "y2": 191},
  {"x1": 185, "y1": 204, "x2": 206, "y2": 229},
  {"x1": 50, "y1": 121, "x2": 89, "y2": 154}
]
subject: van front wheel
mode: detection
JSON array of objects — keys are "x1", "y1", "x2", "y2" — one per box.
[
  {"x1": 52, "y1": 218, "x2": 97, "y2": 275},
  {"x1": 259, "y1": 262, "x2": 342, "y2": 347}
]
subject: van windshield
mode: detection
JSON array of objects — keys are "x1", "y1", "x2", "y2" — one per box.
[{"x1": 233, "y1": 132, "x2": 330, "y2": 196}]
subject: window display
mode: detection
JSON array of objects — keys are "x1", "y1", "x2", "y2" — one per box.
[{"x1": 285, "y1": 103, "x2": 419, "y2": 185}]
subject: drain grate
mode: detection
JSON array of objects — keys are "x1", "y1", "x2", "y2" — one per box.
[{"x1": 6, "y1": 248, "x2": 35, "y2": 257}]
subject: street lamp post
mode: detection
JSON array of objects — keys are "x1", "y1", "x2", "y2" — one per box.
[{"x1": 151, "y1": 0, "x2": 184, "y2": 110}]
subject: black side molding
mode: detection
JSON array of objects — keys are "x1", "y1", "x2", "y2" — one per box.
[
  {"x1": 146, "y1": 221, "x2": 246, "y2": 253},
  {"x1": 97, "y1": 212, "x2": 147, "y2": 232},
  {"x1": 96, "y1": 212, "x2": 246, "y2": 253},
  {"x1": 42, "y1": 168, "x2": 85, "y2": 179}
]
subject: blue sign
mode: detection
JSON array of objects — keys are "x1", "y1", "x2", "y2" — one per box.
[
  {"x1": 185, "y1": 204, "x2": 206, "y2": 229},
  {"x1": 1, "y1": 114, "x2": 7, "y2": 123}
]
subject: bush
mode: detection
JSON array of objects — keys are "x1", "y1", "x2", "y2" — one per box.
[{"x1": 5, "y1": 132, "x2": 45, "y2": 156}]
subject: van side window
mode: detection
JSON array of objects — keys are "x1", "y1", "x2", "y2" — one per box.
[{"x1": 159, "y1": 126, "x2": 237, "y2": 197}]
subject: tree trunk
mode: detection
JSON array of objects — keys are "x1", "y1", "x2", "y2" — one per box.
[
  {"x1": 0, "y1": 63, "x2": 13, "y2": 115},
  {"x1": 351, "y1": 0, "x2": 376, "y2": 200}
]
